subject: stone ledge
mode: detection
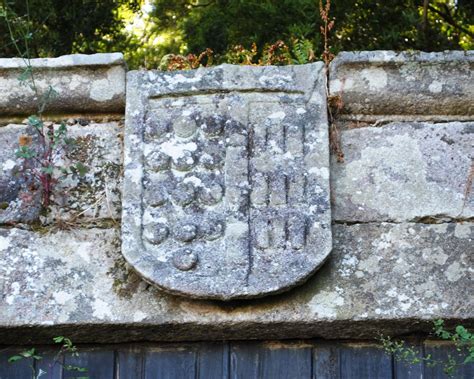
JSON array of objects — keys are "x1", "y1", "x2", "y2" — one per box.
[
  {"x1": 0, "y1": 53, "x2": 125, "y2": 69},
  {"x1": 329, "y1": 50, "x2": 473, "y2": 117},
  {"x1": 0, "y1": 222, "x2": 471, "y2": 343},
  {"x1": 0, "y1": 53, "x2": 126, "y2": 116}
]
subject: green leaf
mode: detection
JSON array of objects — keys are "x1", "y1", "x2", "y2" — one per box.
[
  {"x1": 16, "y1": 146, "x2": 36, "y2": 159},
  {"x1": 455, "y1": 325, "x2": 471, "y2": 340},
  {"x1": 464, "y1": 355, "x2": 474, "y2": 364},
  {"x1": 53, "y1": 336, "x2": 65, "y2": 343},
  {"x1": 63, "y1": 137, "x2": 75, "y2": 146},
  {"x1": 64, "y1": 364, "x2": 87, "y2": 372},
  {"x1": 28, "y1": 115, "x2": 43, "y2": 130},
  {"x1": 8, "y1": 355, "x2": 24, "y2": 363},
  {"x1": 22, "y1": 348, "x2": 37, "y2": 358},
  {"x1": 74, "y1": 162, "x2": 89, "y2": 177},
  {"x1": 41, "y1": 166, "x2": 54, "y2": 175}
]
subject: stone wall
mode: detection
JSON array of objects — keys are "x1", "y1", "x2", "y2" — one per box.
[{"x1": 0, "y1": 51, "x2": 472, "y2": 343}]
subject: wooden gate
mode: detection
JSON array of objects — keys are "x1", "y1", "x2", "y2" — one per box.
[{"x1": 1, "y1": 340, "x2": 473, "y2": 378}]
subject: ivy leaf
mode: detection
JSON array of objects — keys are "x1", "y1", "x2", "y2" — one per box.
[{"x1": 455, "y1": 325, "x2": 471, "y2": 341}]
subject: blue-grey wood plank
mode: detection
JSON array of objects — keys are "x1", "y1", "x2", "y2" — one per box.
[
  {"x1": 34, "y1": 350, "x2": 63, "y2": 379},
  {"x1": 393, "y1": 341, "x2": 423, "y2": 379},
  {"x1": 340, "y1": 345, "x2": 393, "y2": 379},
  {"x1": 0, "y1": 349, "x2": 34, "y2": 379},
  {"x1": 230, "y1": 342, "x2": 260, "y2": 379},
  {"x1": 424, "y1": 343, "x2": 474, "y2": 379},
  {"x1": 63, "y1": 349, "x2": 115, "y2": 378},
  {"x1": 259, "y1": 343, "x2": 312, "y2": 379},
  {"x1": 313, "y1": 345, "x2": 340, "y2": 379},
  {"x1": 144, "y1": 346, "x2": 196, "y2": 379},
  {"x1": 230, "y1": 341, "x2": 312, "y2": 379},
  {"x1": 196, "y1": 342, "x2": 228, "y2": 379},
  {"x1": 117, "y1": 348, "x2": 144, "y2": 379}
]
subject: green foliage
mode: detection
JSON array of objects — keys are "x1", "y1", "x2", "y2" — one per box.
[
  {"x1": 8, "y1": 336, "x2": 88, "y2": 378},
  {"x1": 381, "y1": 320, "x2": 474, "y2": 377},
  {"x1": 8, "y1": 348, "x2": 42, "y2": 363},
  {"x1": 2, "y1": 1, "x2": 89, "y2": 211},
  {"x1": 149, "y1": 0, "x2": 472, "y2": 68},
  {"x1": 0, "y1": 0, "x2": 141, "y2": 57},
  {"x1": 434, "y1": 320, "x2": 474, "y2": 364},
  {"x1": 1, "y1": 0, "x2": 472, "y2": 69},
  {"x1": 291, "y1": 37, "x2": 316, "y2": 64},
  {"x1": 223, "y1": 39, "x2": 316, "y2": 67}
]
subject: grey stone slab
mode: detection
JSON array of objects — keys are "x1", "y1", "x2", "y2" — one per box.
[
  {"x1": 0, "y1": 53, "x2": 126, "y2": 116},
  {"x1": 123, "y1": 63, "x2": 331, "y2": 300},
  {"x1": 332, "y1": 122, "x2": 473, "y2": 222},
  {"x1": 0, "y1": 222, "x2": 471, "y2": 343},
  {"x1": 0, "y1": 52, "x2": 124, "y2": 68},
  {"x1": 0, "y1": 121, "x2": 122, "y2": 224},
  {"x1": 329, "y1": 50, "x2": 473, "y2": 118}
]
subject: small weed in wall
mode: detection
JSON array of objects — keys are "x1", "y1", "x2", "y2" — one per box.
[
  {"x1": 15, "y1": 116, "x2": 88, "y2": 209},
  {"x1": 2, "y1": 1, "x2": 88, "y2": 215},
  {"x1": 380, "y1": 320, "x2": 474, "y2": 378},
  {"x1": 8, "y1": 336, "x2": 88, "y2": 379}
]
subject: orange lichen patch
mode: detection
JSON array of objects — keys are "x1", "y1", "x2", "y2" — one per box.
[{"x1": 18, "y1": 135, "x2": 32, "y2": 146}]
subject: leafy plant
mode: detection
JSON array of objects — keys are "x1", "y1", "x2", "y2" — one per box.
[
  {"x1": 225, "y1": 43, "x2": 258, "y2": 65},
  {"x1": 291, "y1": 37, "x2": 316, "y2": 64},
  {"x1": 319, "y1": 0, "x2": 335, "y2": 68},
  {"x1": 380, "y1": 320, "x2": 474, "y2": 377},
  {"x1": 8, "y1": 336, "x2": 88, "y2": 379},
  {"x1": 159, "y1": 48, "x2": 213, "y2": 71},
  {"x1": 260, "y1": 40, "x2": 293, "y2": 66},
  {"x1": 2, "y1": 0, "x2": 88, "y2": 213}
]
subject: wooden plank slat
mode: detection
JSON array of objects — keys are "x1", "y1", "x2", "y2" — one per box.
[
  {"x1": 230, "y1": 342, "x2": 260, "y2": 379},
  {"x1": 230, "y1": 341, "x2": 312, "y2": 379},
  {"x1": 393, "y1": 341, "x2": 423, "y2": 379},
  {"x1": 117, "y1": 348, "x2": 144, "y2": 379},
  {"x1": 144, "y1": 346, "x2": 196, "y2": 379},
  {"x1": 424, "y1": 343, "x2": 474, "y2": 379},
  {"x1": 313, "y1": 345, "x2": 340, "y2": 379},
  {"x1": 339, "y1": 345, "x2": 393, "y2": 379},
  {"x1": 63, "y1": 349, "x2": 115, "y2": 379},
  {"x1": 196, "y1": 342, "x2": 228, "y2": 379},
  {"x1": 34, "y1": 351, "x2": 63, "y2": 379},
  {"x1": 259, "y1": 343, "x2": 312, "y2": 379},
  {"x1": 0, "y1": 349, "x2": 34, "y2": 379}
]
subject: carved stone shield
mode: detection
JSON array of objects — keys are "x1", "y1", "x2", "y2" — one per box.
[{"x1": 123, "y1": 63, "x2": 332, "y2": 300}]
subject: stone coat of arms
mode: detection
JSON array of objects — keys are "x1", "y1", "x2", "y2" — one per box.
[{"x1": 122, "y1": 63, "x2": 331, "y2": 300}]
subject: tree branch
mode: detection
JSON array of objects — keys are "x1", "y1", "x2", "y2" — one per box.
[{"x1": 427, "y1": 4, "x2": 474, "y2": 38}]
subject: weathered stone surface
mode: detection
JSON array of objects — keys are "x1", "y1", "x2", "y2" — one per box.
[
  {"x1": 332, "y1": 122, "x2": 474, "y2": 222},
  {"x1": 123, "y1": 63, "x2": 331, "y2": 300},
  {"x1": 330, "y1": 51, "x2": 474, "y2": 119},
  {"x1": 0, "y1": 53, "x2": 126, "y2": 116},
  {"x1": 0, "y1": 121, "x2": 122, "y2": 224},
  {"x1": 0, "y1": 222, "x2": 472, "y2": 343},
  {"x1": 0, "y1": 124, "x2": 42, "y2": 224}
]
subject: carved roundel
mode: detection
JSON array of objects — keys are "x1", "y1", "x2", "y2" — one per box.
[{"x1": 122, "y1": 64, "x2": 332, "y2": 300}]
